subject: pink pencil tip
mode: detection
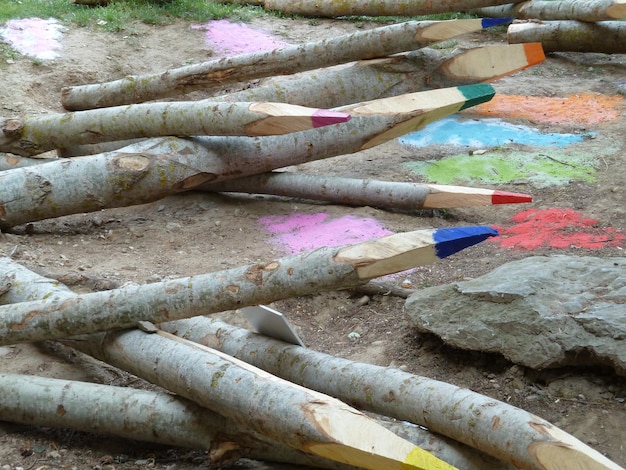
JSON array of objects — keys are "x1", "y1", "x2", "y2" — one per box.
[
  {"x1": 311, "y1": 109, "x2": 352, "y2": 128},
  {"x1": 492, "y1": 190, "x2": 533, "y2": 205}
]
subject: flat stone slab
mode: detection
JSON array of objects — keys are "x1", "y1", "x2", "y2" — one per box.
[{"x1": 404, "y1": 256, "x2": 626, "y2": 375}]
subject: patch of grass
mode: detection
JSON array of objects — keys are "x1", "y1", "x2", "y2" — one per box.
[{"x1": 0, "y1": 0, "x2": 267, "y2": 31}]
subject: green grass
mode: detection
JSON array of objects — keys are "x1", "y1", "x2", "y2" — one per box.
[
  {"x1": 0, "y1": 0, "x2": 480, "y2": 32},
  {"x1": 0, "y1": 0, "x2": 267, "y2": 32}
]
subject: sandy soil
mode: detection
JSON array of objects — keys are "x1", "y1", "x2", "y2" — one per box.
[{"x1": 0, "y1": 15, "x2": 625, "y2": 470}]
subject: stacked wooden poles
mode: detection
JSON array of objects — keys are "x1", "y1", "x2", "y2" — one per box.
[
  {"x1": 0, "y1": 84, "x2": 495, "y2": 230},
  {"x1": 60, "y1": 18, "x2": 512, "y2": 111}
]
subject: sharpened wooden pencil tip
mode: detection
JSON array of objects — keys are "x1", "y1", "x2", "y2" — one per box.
[
  {"x1": 311, "y1": 109, "x2": 352, "y2": 128},
  {"x1": 523, "y1": 42, "x2": 546, "y2": 66},
  {"x1": 492, "y1": 190, "x2": 533, "y2": 205}
]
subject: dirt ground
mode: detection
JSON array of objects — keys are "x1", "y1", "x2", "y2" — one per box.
[{"x1": 0, "y1": 14, "x2": 625, "y2": 470}]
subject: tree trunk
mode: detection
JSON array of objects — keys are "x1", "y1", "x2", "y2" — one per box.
[
  {"x1": 60, "y1": 19, "x2": 504, "y2": 110},
  {"x1": 473, "y1": 0, "x2": 626, "y2": 22},
  {"x1": 0, "y1": 257, "x2": 510, "y2": 470},
  {"x1": 507, "y1": 20, "x2": 626, "y2": 53},
  {"x1": 0, "y1": 101, "x2": 350, "y2": 157},
  {"x1": 201, "y1": 171, "x2": 533, "y2": 209},
  {"x1": 0, "y1": 226, "x2": 497, "y2": 345},
  {"x1": 259, "y1": 0, "x2": 522, "y2": 17},
  {"x1": 65, "y1": 329, "x2": 458, "y2": 470},
  {"x1": 0, "y1": 84, "x2": 494, "y2": 229},
  {"x1": 159, "y1": 316, "x2": 625, "y2": 470},
  {"x1": 0, "y1": 153, "x2": 54, "y2": 171}
]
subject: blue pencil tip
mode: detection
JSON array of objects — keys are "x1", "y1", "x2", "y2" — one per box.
[
  {"x1": 481, "y1": 17, "x2": 514, "y2": 28},
  {"x1": 433, "y1": 226, "x2": 499, "y2": 259}
]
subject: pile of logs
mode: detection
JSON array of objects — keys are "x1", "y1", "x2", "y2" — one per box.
[
  {"x1": 1, "y1": 13, "x2": 624, "y2": 470},
  {"x1": 218, "y1": 0, "x2": 626, "y2": 54}
]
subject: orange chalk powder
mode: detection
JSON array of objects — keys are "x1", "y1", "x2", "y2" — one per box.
[{"x1": 469, "y1": 93, "x2": 624, "y2": 126}]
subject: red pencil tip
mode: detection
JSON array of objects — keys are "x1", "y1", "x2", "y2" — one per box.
[
  {"x1": 311, "y1": 109, "x2": 352, "y2": 128},
  {"x1": 492, "y1": 190, "x2": 533, "y2": 205}
]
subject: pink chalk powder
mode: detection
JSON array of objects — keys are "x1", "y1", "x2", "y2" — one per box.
[
  {"x1": 191, "y1": 20, "x2": 289, "y2": 56},
  {"x1": 0, "y1": 18, "x2": 64, "y2": 60},
  {"x1": 259, "y1": 212, "x2": 393, "y2": 255}
]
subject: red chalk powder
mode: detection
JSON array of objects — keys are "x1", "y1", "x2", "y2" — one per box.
[{"x1": 492, "y1": 208, "x2": 625, "y2": 250}]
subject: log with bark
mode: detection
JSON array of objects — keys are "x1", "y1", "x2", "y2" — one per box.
[
  {"x1": 250, "y1": 0, "x2": 520, "y2": 17},
  {"x1": 0, "y1": 101, "x2": 351, "y2": 157},
  {"x1": 0, "y1": 372, "x2": 355, "y2": 469},
  {"x1": 507, "y1": 20, "x2": 626, "y2": 53},
  {"x1": 158, "y1": 316, "x2": 626, "y2": 470},
  {"x1": 0, "y1": 258, "x2": 514, "y2": 470},
  {"x1": 473, "y1": 0, "x2": 626, "y2": 22},
  {"x1": 0, "y1": 226, "x2": 497, "y2": 345},
  {"x1": 0, "y1": 84, "x2": 495, "y2": 229},
  {"x1": 59, "y1": 43, "x2": 544, "y2": 158},
  {"x1": 60, "y1": 18, "x2": 508, "y2": 110},
  {"x1": 66, "y1": 329, "x2": 460, "y2": 470},
  {"x1": 201, "y1": 171, "x2": 533, "y2": 209}
]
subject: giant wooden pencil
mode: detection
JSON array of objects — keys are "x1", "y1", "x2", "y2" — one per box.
[
  {"x1": 473, "y1": 0, "x2": 626, "y2": 21},
  {"x1": 507, "y1": 21, "x2": 626, "y2": 53},
  {"x1": 0, "y1": 101, "x2": 351, "y2": 157},
  {"x1": 59, "y1": 43, "x2": 543, "y2": 158},
  {"x1": 66, "y1": 330, "x2": 459, "y2": 470},
  {"x1": 0, "y1": 226, "x2": 497, "y2": 346},
  {"x1": 201, "y1": 172, "x2": 533, "y2": 209},
  {"x1": 60, "y1": 18, "x2": 509, "y2": 110},
  {"x1": 0, "y1": 84, "x2": 495, "y2": 229},
  {"x1": 158, "y1": 317, "x2": 626, "y2": 470},
  {"x1": 259, "y1": 0, "x2": 518, "y2": 17}
]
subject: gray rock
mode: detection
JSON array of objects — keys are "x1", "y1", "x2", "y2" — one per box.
[{"x1": 404, "y1": 256, "x2": 626, "y2": 375}]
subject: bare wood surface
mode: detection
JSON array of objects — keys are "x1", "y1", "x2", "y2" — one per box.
[
  {"x1": 507, "y1": 20, "x2": 626, "y2": 53},
  {"x1": 159, "y1": 316, "x2": 626, "y2": 470},
  {"x1": 60, "y1": 19, "x2": 504, "y2": 110},
  {"x1": 0, "y1": 101, "x2": 350, "y2": 157},
  {"x1": 474, "y1": 0, "x2": 626, "y2": 21}
]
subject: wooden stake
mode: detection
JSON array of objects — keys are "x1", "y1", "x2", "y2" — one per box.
[
  {"x1": 507, "y1": 21, "x2": 626, "y2": 53},
  {"x1": 474, "y1": 0, "x2": 626, "y2": 22},
  {"x1": 61, "y1": 19, "x2": 507, "y2": 110},
  {"x1": 0, "y1": 226, "x2": 497, "y2": 345},
  {"x1": 159, "y1": 317, "x2": 626, "y2": 470},
  {"x1": 0, "y1": 101, "x2": 351, "y2": 157},
  {"x1": 0, "y1": 85, "x2": 494, "y2": 229},
  {"x1": 202, "y1": 172, "x2": 533, "y2": 209}
]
